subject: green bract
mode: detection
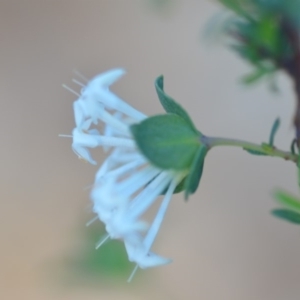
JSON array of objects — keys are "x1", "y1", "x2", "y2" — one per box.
[
  {"x1": 155, "y1": 75, "x2": 198, "y2": 132},
  {"x1": 130, "y1": 75, "x2": 208, "y2": 198},
  {"x1": 184, "y1": 145, "x2": 207, "y2": 199},
  {"x1": 131, "y1": 113, "x2": 200, "y2": 170}
]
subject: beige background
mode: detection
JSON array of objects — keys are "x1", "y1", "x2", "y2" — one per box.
[{"x1": 1, "y1": 0, "x2": 300, "y2": 299}]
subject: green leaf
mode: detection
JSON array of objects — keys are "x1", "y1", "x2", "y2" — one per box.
[
  {"x1": 219, "y1": 0, "x2": 252, "y2": 20},
  {"x1": 290, "y1": 139, "x2": 297, "y2": 155},
  {"x1": 271, "y1": 209, "x2": 300, "y2": 225},
  {"x1": 256, "y1": 15, "x2": 279, "y2": 54},
  {"x1": 184, "y1": 145, "x2": 208, "y2": 200},
  {"x1": 274, "y1": 190, "x2": 300, "y2": 212},
  {"x1": 230, "y1": 43, "x2": 260, "y2": 64},
  {"x1": 269, "y1": 117, "x2": 280, "y2": 146},
  {"x1": 241, "y1": 68, "x2": 269, "y2": 85},
  {"x1": 155, "y1": 76, "x2": 197, "y2": 132},
  {"x1": 243, "y1": 148, "x2": 267, "y2": 156},
  {"x1": 130, "y1": 114, "x2": 201, "y2": 170}
]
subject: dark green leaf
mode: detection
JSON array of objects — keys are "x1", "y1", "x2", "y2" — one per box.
[
  {"x1": 131, "y1": 114, "x2": 201, "y2": 170},
  {"x1": 184, "y1": 145, "x2": 208, "y2": 200},
  {"x1": 155, "y1": 76, "x2": 197, "y2": 132},
  {"x1": 272, "y1": 209, "x2": 300, "y2": 224},
  {"x1": 244, "y1": 148, "x2": 267, "y2": 156},
  {"x1": 290, "y1": 139, "x2": 297, "y2": 155},
  {"x1": 269, "y1": 117, "x2": 280, "y2": 146}
]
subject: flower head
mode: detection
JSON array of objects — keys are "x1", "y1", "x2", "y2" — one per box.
[{"x1": 62, "y1": 69, "x2": 206, "y2": 280}]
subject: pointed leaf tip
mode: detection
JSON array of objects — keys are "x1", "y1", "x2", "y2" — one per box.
[{"x1": 155, "y1": 75, "x2": 197, "y2": 132}]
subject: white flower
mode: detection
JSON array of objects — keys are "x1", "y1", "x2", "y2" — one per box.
[{"x1": 64, "y1": 69, "x2": 187, "y2": 278}]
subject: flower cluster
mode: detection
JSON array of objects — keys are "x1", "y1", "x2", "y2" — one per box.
[{"x1": 65, "y1": 69, "x2": 187, "y2": 280}]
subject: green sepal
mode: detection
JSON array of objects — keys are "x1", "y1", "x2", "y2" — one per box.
[
  {"x1": 271, "y1": 209, "x2": 300, "y2": 225},
  {"x1": 155, "y1": 76, "x2": 198, "y2": 132},
  {"x1": 173, "y1": 176, "x2": 187, "y2": 193},
  {"x1": 274, "y1": 190, "x2": 300, "y2": 213},
  {"x1": 130, "y1": 113, "x2": 201, "y2": 170},
  {"x1": 269, "y1": 117, "x2": 280, "y2": 146},
  {"x1": 184, "y1": 145, "x2": 208, "y2": 200},
  {"x1": 160, "y1": 175, "x2": 187, "y2": 195}
]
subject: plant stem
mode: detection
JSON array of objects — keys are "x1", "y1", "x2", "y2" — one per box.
[{"x1": 201, "y1": 135, "x2": 297, "y2": 163}]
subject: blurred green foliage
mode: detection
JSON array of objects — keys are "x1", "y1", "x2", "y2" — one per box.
[
  {"x1": 146, "y1": 0, "x2": 174, "y2": 12},
  {"x1": 61, "y1": 221, "x2": 133, "y2": 285},
  {"x1": 73, "y1": 224, "x2": 132, "y2": 277},
  {"x1": 272, "y1": 190, "x2": 300, "y2": 224},
  {"x1": 215, "y1": 0, "x2": 300, "y2": 86}
]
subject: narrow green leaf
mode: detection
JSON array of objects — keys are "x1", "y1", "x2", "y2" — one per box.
[
  {"x1": 272, "y1": 209, "x2": 300, "y2": 225},
  {"x1": 256, "y1": 15, "x2": 279, "y2": 54},
  {"x1": 231, "y1": 43, "x2": 260, "y2": 64},
  {"x1": 241, "y1": 68, "x2": 268, "y2": 85},
  {"x1": 184, "y1": 145, "x2": 208, "y2": 200},
  {"x1": 273, "y1": 190, "x2": 300, "y2": 212},
  {"x1": 130, "y1": 114, "x2": 201, "y2": 170},
  {"x1": 155, "y1": 76, "x2": 197, "y2": 132},
  {"x1": 243, "y1": 148, "x2": 267, "y2": 156},
  {"x1": 298, "y1": 155, "x2": 300, "y2": 188},
  {"x1": 219, "y1": 0, "x2": 252, "y2": 20},
  {"x1": 290, "y1": 139, "x2": 297, "y2": 155},
  {"x1": 269, "y1": 117, "x2": 280, "y2": 146}
]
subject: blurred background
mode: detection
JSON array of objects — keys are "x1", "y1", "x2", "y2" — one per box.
[{"x1": 1, "y1": 0, "x2": 300, "y2": 299}]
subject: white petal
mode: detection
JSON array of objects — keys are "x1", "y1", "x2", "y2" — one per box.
[
  {"x1": 72, "y1": 144, "x2": 97, "y2": 165},
  {"x1": 129, "y1": 171, "x2": 172, "y2": 219},
  {"x1": 72, "y1": 128, "x2": 101, "y2": 148},
  {"x1": 73, "y1": 100, "x2": 85, "y2": 127},
  {"x1": 143, "y1": 175, "x2": 179, "y2": 250},
  {"x1": 137, "y1": 252, "x2": 172, "y2": 269},
  {"x1": 83, "y1": 69, "x2": 126, "y2": 92},
  {"x1": 124, "y1": 242, "x2": 171, "y2": 269},
  {"x1": 116, "y1": 167, "x2": 161, "y2": 198},
  {"x1": 112, "y1": 159, "x2": 146, "y2": 177},
  {"x1": 81, "y1": 69, "x2": 146, "y2": 121}
]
